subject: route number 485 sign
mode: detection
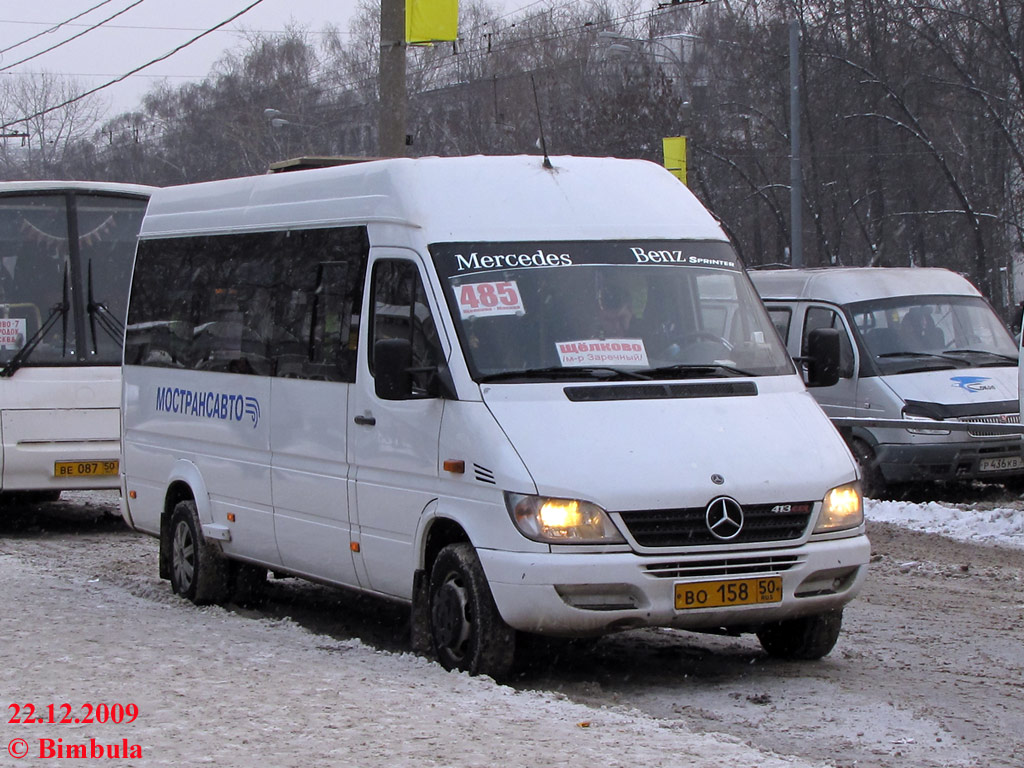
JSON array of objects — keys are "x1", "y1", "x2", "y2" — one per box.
[{"x1": 457, "y1": 280, "x2": 525, "y2": 319}]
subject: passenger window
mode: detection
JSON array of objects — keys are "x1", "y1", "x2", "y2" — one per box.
[
  {"x1": 126, "y1": 227, "x2": 368, "y2": 381},
  {"x1": 803, "y1": 306, "x2": 854, "y2": 378},
  {"x1": 370, "y1": 260, "x2": 443, "y2": 396}
]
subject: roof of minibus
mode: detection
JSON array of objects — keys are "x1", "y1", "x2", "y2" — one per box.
[
  {"x1": 749, "y1": 267, "x2": 982, "y2": 305},
  {"x1": 0, "y1": 180, "x2": 156, "y2": 197},
  {"x1": 139, "y1": 155, "x2": 727, "y2": 243}
]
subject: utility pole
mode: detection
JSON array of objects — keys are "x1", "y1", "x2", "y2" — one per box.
[
  {"x1": 789, "y1": 20, "x2": 803, "y2": 268},
  {"x1": 379, "y1": 0, "x2": 408, "y2": 157}
]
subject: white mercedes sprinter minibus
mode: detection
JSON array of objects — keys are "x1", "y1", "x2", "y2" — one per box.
[
  {"x1": 121, "y1": 156, "x2": 869, "y2": 678},
  {"x1": 751, "y1": 267, "x2": 1021, "y2": 497}
]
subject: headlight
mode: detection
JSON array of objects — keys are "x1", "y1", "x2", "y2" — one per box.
[
  {"x1": 902, "y1": 409, "x2": 950, "y2": 436},
  {"x1": 505, "y1": 492, "x2": 625, "y2": 544},
  {"x1": 814, "y1": 482, "x2": 864, "y2": 533}
]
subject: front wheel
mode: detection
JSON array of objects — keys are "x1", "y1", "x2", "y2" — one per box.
[
  {"x1": 429, "y1": 542, "x2": 515, "y2": 679},
  {"x1": 168, "y1": 500, "x2": 230, "y2": 605},
  {"x1": 756, "y1": 609, "x2": 843, "y2": 660},
  {"x1": 849, "y1": 437, "x2": 886, "y2": 499}
]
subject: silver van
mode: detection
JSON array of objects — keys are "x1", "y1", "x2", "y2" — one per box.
[{"x1": 750, "y1": 267, "x2": 1021, "y2": 496}]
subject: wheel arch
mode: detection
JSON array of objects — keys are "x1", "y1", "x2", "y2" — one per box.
[
  {"x1": 158, "y1": 460, "x2": 210, "y2": 580},
  {"x1": 410, "y1": 508, "x2": 472, "y2": 654}
]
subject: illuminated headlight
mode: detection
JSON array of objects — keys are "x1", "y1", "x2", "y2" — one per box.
[
  {"x1": 814, "y1": 482, "x2": 864, "y2": 533},
  {"x1": 902, "y1": 409, "x2": 950, "y2": 436},
  {"x1": 505, "y1": 493, "x2": 625, "y2": 544}
]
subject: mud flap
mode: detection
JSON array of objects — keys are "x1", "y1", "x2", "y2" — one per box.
[{"x1": 410, "y1": 568, "x2": 431, "y2": 653}]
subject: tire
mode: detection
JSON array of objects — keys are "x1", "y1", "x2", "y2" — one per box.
[
  {"x1": 428, "y1": 542, "x2": 515, "y2": 679},
  {"x1": 756, "y1": 609, "x2": 843, "y2": 660},
  {"x1": 168, "y1": 500, "x2": 230, "y2": 605},
  {"x1": 849, "y1": 437, "x2": 885, "y2": 499}
]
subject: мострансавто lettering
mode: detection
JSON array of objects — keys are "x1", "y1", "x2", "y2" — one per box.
[{"x1": 155, "y1": 386, "x2": 261, "y2": 428}]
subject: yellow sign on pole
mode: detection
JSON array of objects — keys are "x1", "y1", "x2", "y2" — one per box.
[
  {"x1": 406, "y1": 0, "x2": 459, "y2": 45},
  {"x1": 663, "y1": 136, "x2": 687, "y2": 185}
]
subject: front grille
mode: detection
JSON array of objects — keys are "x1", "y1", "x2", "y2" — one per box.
[
  {"x1": 961, "y1": 413, "x2": 1021, "y2": 439},
  {"x1": 617, "y1": 502, "x2": 813, "y2": 547},
  {"x1": 643, "y1": 554, "x2": 803, "y2": 580}
]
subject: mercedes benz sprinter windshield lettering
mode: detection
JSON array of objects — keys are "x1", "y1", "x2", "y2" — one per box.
[{"x1": 121, "y1": 156, "x2": 869, "y2": 679}]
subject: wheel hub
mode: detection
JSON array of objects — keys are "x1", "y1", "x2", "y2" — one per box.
[
  {"x1": 171, "y1": 520, "x2": 195, "y2": 591},
  {"x1": 432, "y1": 578, "x2": 471, "y2": 654}
]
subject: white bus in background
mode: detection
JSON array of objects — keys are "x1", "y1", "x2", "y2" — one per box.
[
  {"x1": 121, "y1": 156, "x2": 868, "y2": 679},
  {"x1": 0, "y1": 181, "x2": 153, "y2": 504}
]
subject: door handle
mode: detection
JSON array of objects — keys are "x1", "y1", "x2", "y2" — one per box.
[{"x1": 354, "y1": 414, "x2": 376, "y2": 426}]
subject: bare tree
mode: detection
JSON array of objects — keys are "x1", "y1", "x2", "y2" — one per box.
[{"x1": 0, "y1": 72, "x2": 105, "y2": 178}]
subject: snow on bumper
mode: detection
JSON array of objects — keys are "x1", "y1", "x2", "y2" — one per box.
[{"x1": 479, "y1": 534, "x2": 871, "y2": 636}]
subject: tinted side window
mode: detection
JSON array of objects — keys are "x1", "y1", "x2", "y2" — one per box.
[
  {"x1": 370, "y1": 260, "x2": 443, "y2": 396},
  {"x1": 126, "y1": 227, "x2": 368, "y2": 381}
]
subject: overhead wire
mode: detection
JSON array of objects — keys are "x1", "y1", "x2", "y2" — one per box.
[
  {"x1": 0, "y1": 0, "x2": 116, "y2": 58},
  {"x1": 0, "y1": 0, "x2": 269, "y2": 131},
  {"x1": 0, "y1": 0, "x2": 151, "y2": 73}
]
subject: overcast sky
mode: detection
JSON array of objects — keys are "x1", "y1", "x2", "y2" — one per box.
[{"x1": 0, "y1": 0, "x2": 535, "y2": 118}]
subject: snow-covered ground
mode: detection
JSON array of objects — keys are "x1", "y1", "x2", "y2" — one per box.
[
  {"x1": 866, "y1": 495, "x2": 1024, "y2": 549},
  {"x1": 4, "y1": 491, "x2": 1023, "y2": 767}
]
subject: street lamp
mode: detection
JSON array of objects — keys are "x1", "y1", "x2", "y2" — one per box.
[
  {"x1": 264, "y1": 108, "x2": 316, "y2": 130},
  {"x1": 597, "y1": 30, "x2": 694, "y2": 74}
]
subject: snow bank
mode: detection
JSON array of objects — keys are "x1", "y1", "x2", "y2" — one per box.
[{"x1": 866, "y1": 498, "x2": 1024, "y2": 549}]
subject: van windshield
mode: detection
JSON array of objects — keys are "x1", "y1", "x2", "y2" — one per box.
[
  {"x1": 430, "y1": 240, "x2": 794, "y2": 382},
  {"x1": 848, "y1": 295, "x2": 1018, "y2": 374}
]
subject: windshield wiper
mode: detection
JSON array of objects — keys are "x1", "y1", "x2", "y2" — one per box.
[
  {"x1": 646, "y1": 363, "x2": 758, "y2": 379},
  {"x1": 942, "y1": 349, "x2": 1018, "y2": 365},
  {"x1": 86, "y1": 258, "x2": 125, "y2": 353},
  {"x1": 875, "y1": 351, "x2": 965, "y2": 368},
  {"x1": 1, "y1": 265, "x2": 70, "y2": 378},
  {"x1": 478, "y1": 365, "x2": 651, "y2": 383}
]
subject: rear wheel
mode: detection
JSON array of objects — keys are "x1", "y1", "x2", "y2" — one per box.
[
  {"x1": 429, "y1": 542, "x2": 515, "y2": 679},
  {"x1": 168, "y1": 500, "x2": 230, "y2": 605},
  {"x1": 756, "y1": 609, "x2": 843, "y2": 660}
]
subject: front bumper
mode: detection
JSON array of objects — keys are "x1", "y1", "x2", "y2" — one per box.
[
  {"x1": 479, "y1": 534, "x2": 870, "y2": 636},
  {"x1": 875, "y1": 438, "x2": 1024, "y2": 484}
]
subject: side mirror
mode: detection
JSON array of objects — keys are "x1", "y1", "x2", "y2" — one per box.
[
  {"x1": 805, "y1": 327, "x2": 841, "y2": 388},
  {"x1": 374, "y1": 338, "x2": 413, "y2": 400},
  {"x1": 374, "y1": 338, "x2": 457, "y2": 400}
]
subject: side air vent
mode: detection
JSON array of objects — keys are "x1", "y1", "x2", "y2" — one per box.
[
  {"x1": 564, "y1": 381, "x2": 757, "y2": 402},
  {"x1": 474, "y1": 464, "x2": 496, "y2": 484}
]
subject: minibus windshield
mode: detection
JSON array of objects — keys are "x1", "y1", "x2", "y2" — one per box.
[
  {"x1": 0, "y1": 192, "x2": 148, "y2": 370},
  {"x1": 848, "y1": 295, "x2": 1018, "y2": 375},
  {"x1": 430, "y1": 240, "x2": 794, "y2": 382}
]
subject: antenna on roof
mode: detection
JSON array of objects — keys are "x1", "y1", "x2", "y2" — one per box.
[{"x1": 530, "y1": 75, "x2": 553, "y2": 170}]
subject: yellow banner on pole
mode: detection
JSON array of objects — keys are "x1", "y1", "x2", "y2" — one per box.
[
  {"x1": 406, "y1": 0, "x2": 459, "y2": 44},
  {"x1": 663, "y1": 136, "x2": 687, "y2": 185}
]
